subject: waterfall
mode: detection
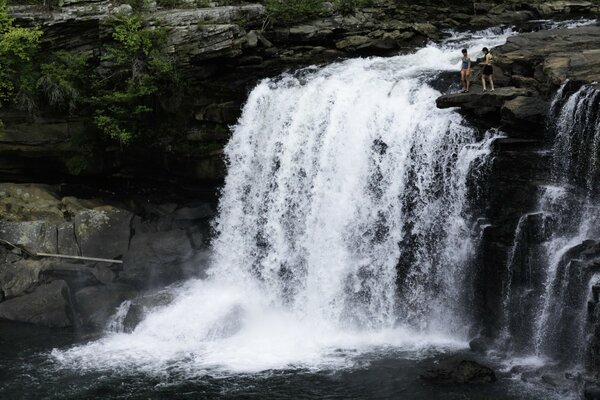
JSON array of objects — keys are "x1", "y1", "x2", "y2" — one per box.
[
  {"x1": 51, "y1": 29, "x2": 510, "y2": 376},
  {"x1": 502, "y1": 84, "x2": 600, "y2": 367}
]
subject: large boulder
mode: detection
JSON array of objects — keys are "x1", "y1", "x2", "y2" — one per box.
[
  {"x1": 74, "y1": 284, "x2": 137, "y2": 329},
  {"x1": 0, "y1": 259, "x2": 45, "y2": 299},
  {"x1": 74, "y1": 208, "x2": 133, "y2": 259},
  {"x1": 501, "y1": 96, "x2": 548, "y2": 136},
  {"x1": 420, "y1": 360, "x2": 497, "y2": 384},
  {"x1": 120, "y1": 229, "x2": 196, "y2": 288},
  {"x1": 0, "y1": 280, "x2": 74, "y2": 327},
  {"x1": 0, "y1": 220, "x2": 58, "y2": 254}
]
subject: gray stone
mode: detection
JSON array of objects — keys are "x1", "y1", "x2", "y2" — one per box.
[
  {"x1": 121, "y1": 229, "x2": 195, "y2": 288},
  {"x1": 501, "y1": 96, "x2": 548, "y2": 133},
  {"x1": 0, "y1": 280, "x2": 73, "y2": 327},
  {"x1": 57, "y1": 222, "x2": 80, "y2": 256},
  {"x1": 75, "y1": 284, "x2": 137, "y2": 329},
  {"x1": 74, "y1": 208, "x2": 133, "y2": 259},
  {"x1": 120, "y1": 289, "x2": 175, "y2": 332},
  {"x1": 336, "y1": 35, "x2": 372, "y2": 51},
  {"x1": 0, "y1": 259, "x2": 44, "y2": 299},
  {"x1": 0, "y1": 220, "x2": 58, "y2": 254},
  {"x1": 171, "y1": 203, "x2": 215, "y2": 221},
  {"x1": 436, "y1": 86, "x2": 534, "y2": 117}
]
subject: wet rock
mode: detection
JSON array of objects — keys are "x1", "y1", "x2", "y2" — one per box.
[
  {"x1": 120, "y1": 289, "x2": 175, "y2": 332},
  {"x1": 495, "y1": 26, "x2": 600, "y2": 86},
  {"x1": 57, "y1": 223, "x2": 80, "y2": 256},
  {"x1": 436, "y1": 86, "x2": 533, "y2": 118},
  {"x1": 336, "y1": 35, "x2": 372, "y2": 51},
  {"x1": 585, "y1": 382, "x2": 600, "y2": 400},
  {"x1": 469, "y1": 335, "x2": 494, "y2": 353},
  {"x1": 420, "y1": 360, "x2": 497, "y2": 384},
  {"x1": 0, "y1": 259, "x2": 44, "y2": 299},
  {"x1": 171, "y1": 203, "x2": 215, "y2": 221},
  {"x1": 0, "y1": 220, "x2": 58, "y2": 254},
  {"x1": 75, "y1": 284, "x2": 137, "y2": 329},
  {"x1": 40, "y1": 261, "x2": 113, "y2": 291},
  {"x1": 120, "y1": 229, "x2": 195, "y2": 288},
  {"x1": 501, "y1": 96, "x2": 548, "y2": 134},
  {"x1": 74, "y1": 208, "x2": 133, "y2": 259},
  {"x1": 0, "y1": 280, "x2": 73, "y2": 327}
]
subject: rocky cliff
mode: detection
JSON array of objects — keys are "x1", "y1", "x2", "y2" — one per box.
[{"x1": 2, "y1": 0, "x2": 598, "y2": 186}]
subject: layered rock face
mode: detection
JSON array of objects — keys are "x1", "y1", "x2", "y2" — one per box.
[
  {"x1": 0, "y1": 183, "x2": 213, "y2": 328},
  {"x1": 2, "y1": 0, "x2": 597, "y2": 185}
]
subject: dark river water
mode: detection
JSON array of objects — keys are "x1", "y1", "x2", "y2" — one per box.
[{"x1": 0, "y1": 321, "x2": 577, "y2": 400}]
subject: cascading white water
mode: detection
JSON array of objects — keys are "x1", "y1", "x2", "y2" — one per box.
[
  {"x1": 51, "y1": 29, "x2": 511, "y2": 376},
  {"x1": 501, "y1": 83, "x2": 600, "y2": 365},
  {"x1": 533, "y1": 85, "x2": 600, "y2": 359}
]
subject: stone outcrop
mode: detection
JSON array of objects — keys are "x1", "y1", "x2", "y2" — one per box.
[
  {"x1": 0, "y1": 183, "x2": 213, "y2": 329},
  {"x1": 0, "y1": 280, "x2": 74, "y2": 327},
  {"x1": 437, "y1": 26, "x2": 600, "y2": 134}
]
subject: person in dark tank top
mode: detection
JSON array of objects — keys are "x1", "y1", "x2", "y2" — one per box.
[{"x1": 481, "y1": 47, "x2": 495, "y2": 93}]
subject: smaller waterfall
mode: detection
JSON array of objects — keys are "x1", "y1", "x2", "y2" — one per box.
[{"x1": 502, "y1": 83, "x2": 600, "y2": 368}]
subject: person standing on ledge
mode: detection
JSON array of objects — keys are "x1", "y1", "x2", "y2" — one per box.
[
  {"x1": 460, "y1": 48, "x2": 471, "y2": 93},
  {"x1": 481, "y1": 47, "x2": 495, "y2": 93}
]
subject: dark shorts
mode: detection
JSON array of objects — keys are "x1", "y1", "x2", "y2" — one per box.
[{"x1": 483, "y1": 65, "x2": 493, "y2": 75}]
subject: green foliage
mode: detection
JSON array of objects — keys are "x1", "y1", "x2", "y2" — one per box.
[
  {"x1": 37, "y1": 51, "x2": 88, "y2": 114},
  {"x1": 92, "y1": 14, "x2": 177, "y2": 145},
  {"x1": 264, "y1": 0, "x2": 324, "y2": 25},
  {"x1": 0, "y1": 0, "x2": 42, "y2": 110},
  {"x1": 334, "y1": 0, "x2": 374, "y2": 15},
  {"x1": 122, "y1": 0, "x2": 150, "y2": 11}
]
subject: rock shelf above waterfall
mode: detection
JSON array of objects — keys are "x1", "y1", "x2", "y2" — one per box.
[{"x1": 436, "y1": 25, "x2": 600, "y2": 134}]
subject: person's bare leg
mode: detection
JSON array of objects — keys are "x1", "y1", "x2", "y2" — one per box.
[
  {"x1": 461, "y1": 71, "x2": 466, "y2": 92},
  {"x1": 490, "y1": 76, "x2": 495, "y2": 92},
  {"x1": 482, "y1": 75, "x2": 487, "y2": 92},
  {"x1": 466, "y1": 73, "x2": 470, "y2": 92}
]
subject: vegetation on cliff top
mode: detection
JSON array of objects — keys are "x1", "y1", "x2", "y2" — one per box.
[
  {"x1": 92, "y1": 13, "x2": 178, "y2": 145},
  {"x1": 0, "y1": 0, "x2": 42, "y2": 111},
  {"x1": 1, "y1": 2, "x2": 179, "y2": 151}
]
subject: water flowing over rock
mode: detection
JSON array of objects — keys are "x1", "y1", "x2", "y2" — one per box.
[
  {"x1": 49, "y1": 28, "x2": 509, "y2": 374},
  {"x1": 500, "y1": 83, "x2": 600, "y2": 369}
]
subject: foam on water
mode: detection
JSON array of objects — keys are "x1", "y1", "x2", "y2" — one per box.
[{"x1": 51, "y1": 28, "x2": 513, "y2": 376}]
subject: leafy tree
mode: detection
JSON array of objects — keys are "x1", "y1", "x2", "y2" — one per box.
[
  {"x1": 37, "y1": 50, "x2": 89, "y2": 114},
  {"x1": 0, "y1": 0, "x2": 42, "y2": 111},
  {"x1": 92, "y1": 13, "x2": 177, "y2": 145}
]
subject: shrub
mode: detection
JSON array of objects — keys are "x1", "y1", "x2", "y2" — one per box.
[
  {"x1": 91, "y1": 14, "x2": 177, "y2": 145},
  {"x1": 37, "y1": 51, "x2": 89, "y2": 114},
  {"x1": 334, "y1": 0, "x2": 374, "y2": 15},
  {"x1": 0, "y1": 0, "x2": 42, "y2": 110},
  {"x1": 264, "y1": 0, "x2": 324, "y2": 25}
]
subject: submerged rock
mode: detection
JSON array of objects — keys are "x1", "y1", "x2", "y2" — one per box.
[{"x1": 420, "y1": 360, "x2": 497, "y2": 384}]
